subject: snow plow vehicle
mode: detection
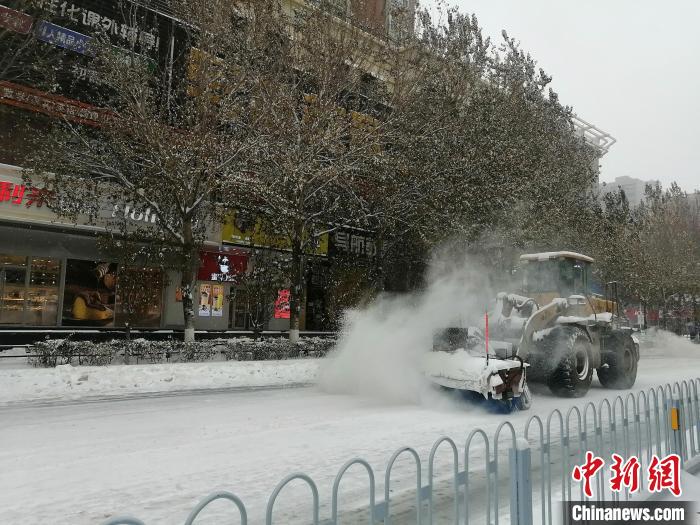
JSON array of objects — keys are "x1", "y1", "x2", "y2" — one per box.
[{"x1": 422, "y1": 251, "x2": 639, "y2": 411}]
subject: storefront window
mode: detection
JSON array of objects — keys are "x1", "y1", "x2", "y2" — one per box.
[
  {"x1": 63, "y1": 259, "x2": 118, "y2": 327},
  {"x1": 115, "y1": 267, "x2": 163, "y2": 328},
  {"x1": 0, "y1": 255, "x2": 61, "y2": 326},
  {"x1": 26, "y1": 258, "x2": 60, "y2": 326},
  {"x1": 0, "y1": 255, "x2": 27, "y2": 325}
]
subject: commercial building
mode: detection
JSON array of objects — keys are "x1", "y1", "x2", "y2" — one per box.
[{"x1": 0, "y1": 0, "x2": 391, "y2": 335}]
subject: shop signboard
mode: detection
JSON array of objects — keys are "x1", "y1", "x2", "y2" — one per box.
[
  {"x1": 197, "y1": 250, "x2": 248, "y2": 283},
  {"x1": 0, "y1": 167, "x2": 165, "y2": 233},
  {"x1": 331, "y1": 228, "x2": 377, "y2": 258},
  {"x1": 35, "y1": 20, "x2": 92, "y2": 54},
  {"x1": 36, "y1": 0, "x2": 162, "y2": 55},
  {"x1": 0, "y1": 168, "x2": 68, "y2": 226},
  {"x1": 2, "y1": 0, "x2": 187, "y2": 107},
  {"x1": 0, "y1": 4, "x2": 33, "y2": 34},
  {"x1": 0, "y1": 80, "x2": 104, "y2": 126},
  {"x1": 221, "y1": 211, "x2": 329, "y2": 256}
]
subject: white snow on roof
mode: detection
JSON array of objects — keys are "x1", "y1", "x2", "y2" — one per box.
[{"x1": 519, "y1": 251, "x2": 594, "y2": 263}]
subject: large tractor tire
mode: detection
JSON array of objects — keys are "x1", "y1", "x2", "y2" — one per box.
[
  {"x1": 538, "y1": 326, "x2": 594, "y2": 397},
  {"x1": 598, "y1": 331, "x2": 638, "y2": 389}
]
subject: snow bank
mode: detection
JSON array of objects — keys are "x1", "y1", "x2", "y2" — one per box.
[{"x1": 0, "y1": 359, "x2": 321, "y2": 405}]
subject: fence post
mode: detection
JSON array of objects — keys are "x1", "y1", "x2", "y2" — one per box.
[
  {"x1": 509, "y1": 438, "x2": 533, "y2": 525},
  {"x1": 668, "y1": 397, "x2": 686, "y2": 461}
]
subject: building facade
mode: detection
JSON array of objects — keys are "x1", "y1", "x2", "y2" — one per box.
[{"x1": 0, "y1": 0, "x2": 390, "y2": 334}]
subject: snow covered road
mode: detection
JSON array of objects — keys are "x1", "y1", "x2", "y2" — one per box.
[{"x1": 2, "y1": 352, "x2": 700, "y2": 525}]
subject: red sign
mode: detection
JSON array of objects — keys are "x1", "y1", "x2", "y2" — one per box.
[
  {"x1": 0, "y1": 80, "x2": 104, "y2": 127},
  {"x1": 197, "y1": 250, "x2": 247, "y2": 282},
  {"x1": 274, "y1": 289, "x2": 291, "y2": 319},
  {"x1": 0, "y1": 5, "x2": 33, "y2": 34},
  {"x1": 0, "y1": 180, "x2": 49, "y2": 208}
]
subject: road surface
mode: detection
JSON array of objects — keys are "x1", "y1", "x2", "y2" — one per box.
[{"x1": 1, "y1": 351, "x2": 699, "y2": 524}]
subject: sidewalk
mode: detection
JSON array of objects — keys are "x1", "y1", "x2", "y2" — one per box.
[{"x1": 0, "y1": 357, "x2": 322, "y2": 405}]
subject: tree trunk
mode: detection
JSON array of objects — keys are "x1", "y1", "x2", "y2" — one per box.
[
  {"x1": 182, "y1": 219, "x2": 196, "y2": 343},
  {"x1": 181, "y1": 266, "x2": 196, "y2": 342},
  {"x1": 124, "y1": 322, "x2": 131, "y2": 364},
  {"x1": 288, "y1": 221, "x2": 305, "y2": 343}
]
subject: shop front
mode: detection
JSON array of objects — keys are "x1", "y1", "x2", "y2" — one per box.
[
  {"x1": 220, "y1": 211, "x2": 330, "y2": 331},
  {"x1": 0, "y1": 225, "x2": 167, "y2": 330},
  {"x1": 0, "y1": 164, "x2": 171, "y2": 330}
]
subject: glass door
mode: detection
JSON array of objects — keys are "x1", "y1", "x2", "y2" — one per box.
[
  {"x1": 0, "y1": 255, "x2": 27, "y2": 325},
  {"x1": 26, "y1": 257, "x2": 61, "y2": 326},
  {"x1": 229, "y1": 288, "x2": 249, "y2": 329}
]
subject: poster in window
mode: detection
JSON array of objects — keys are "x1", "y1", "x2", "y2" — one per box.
[
  {"x1": 198, "y1": 283, "x2": 212, "y2": 316},
  {"x1": 62, "y1": 259, "x2": 118, "y2": 326},
  {"x1": 274, "y1": 289, "x2": 291, "y2": 319},
  {"x1": 212, "y1": 284, "x2": 224, "y2": 317}
]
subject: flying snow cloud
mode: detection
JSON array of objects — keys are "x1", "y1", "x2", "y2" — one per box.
[{"x1": 318, "y1": 250, "x2": 497, "y2": 404}]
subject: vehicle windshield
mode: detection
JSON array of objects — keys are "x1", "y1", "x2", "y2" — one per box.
[
  {"x1": 559, "y1": 259, "x2": 588, "y2": 296},
  {"x1": 522, "y1": 258, "x2": 590, "y2": 296},
  {"x1": 522, "y1": 260, "x2": 559, "y2": 293}
]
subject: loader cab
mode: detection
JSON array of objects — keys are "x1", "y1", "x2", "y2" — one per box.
[{"x1": 519, "y1": 252, "x2": 593, "y2": 303}]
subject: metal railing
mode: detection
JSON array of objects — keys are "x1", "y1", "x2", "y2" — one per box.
[{"x1": 102, "y1": 378, "x2": 700, "y2": 525}]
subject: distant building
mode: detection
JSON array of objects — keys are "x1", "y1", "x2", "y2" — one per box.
[
  {"x1": 316, "y1": 0, "x2": 416, "y2": 37},
  {"x1": 599, "y1": 176, "x2": 660, "y2": 207}
]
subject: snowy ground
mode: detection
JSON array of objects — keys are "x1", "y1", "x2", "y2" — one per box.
[
  {"x1": 2, "y1": 344, "x2": 700, "y2": 525},
  {"x1": 0, "y1": 357, "x2": 320, "y2": 405}
]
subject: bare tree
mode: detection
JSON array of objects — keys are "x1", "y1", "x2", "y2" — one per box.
[
  {"x1": 232, "y1": 1, "x2": 414, "y2": 341},
  {"x1": 26, "y1": 0, "x2": 264, "y2": 341},
  {"x1": 237, "y1": 245, "x2": 290, "y2": 339},
  {"x1": 0, "y1": 1, "x2": 57, "y2": 83}
]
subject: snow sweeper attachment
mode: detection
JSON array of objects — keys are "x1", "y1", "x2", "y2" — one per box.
[{"x1": 421, "y1": 326, "x2": 532, "y2": 413}]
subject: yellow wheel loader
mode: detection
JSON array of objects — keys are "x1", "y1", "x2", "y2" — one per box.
[{"x1": 422, "y1": 252, "x2": 639, "y2": 411}]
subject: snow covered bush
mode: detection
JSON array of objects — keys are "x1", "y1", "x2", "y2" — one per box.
[
  {"x1": 221, "y1": 337, "x2": 335, "y2": 361},
  {"x1": 27, "y1": 337, "x2": 336, "y2": 367},
  {"x1": 178, "y1": 342, "x2": 216, "y2": 362},
  {"x1": 29, "y1": 339, "x2": 73, "y2": 368}
]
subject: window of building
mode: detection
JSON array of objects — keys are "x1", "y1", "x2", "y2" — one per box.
[
  {"x1": 63, "y1": 259, "x2": 118, "y2": 327},
  {"x1": 0, "y1": 255, "x2": 27, "y2": 325},
  {"x1": 26, "y1": 257, "x2": 61, "y2": 326},
  {"x1": 0, "y1": 255, "x2": 61, "y2": 326},
  {"x1": 115, "y1": 267, "x2": 164, "y2": 328}
]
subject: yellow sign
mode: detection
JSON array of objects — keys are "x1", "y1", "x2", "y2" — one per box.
[{"x1": 221, "y1": 212, "x2": 328, "y2": 256}]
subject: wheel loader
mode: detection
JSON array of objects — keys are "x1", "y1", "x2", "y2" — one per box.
[{"x1": 422, "y1": 251, "x2": 639, "y2": 411}]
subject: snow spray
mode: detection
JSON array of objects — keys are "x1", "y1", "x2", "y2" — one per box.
[
  {"x1": 639, "y1": 328, "x2": 700, "y2": 359},
  {"x1": 318, "y1": 252, "x2": 497, "y2": 405}
]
